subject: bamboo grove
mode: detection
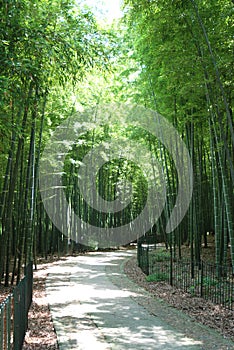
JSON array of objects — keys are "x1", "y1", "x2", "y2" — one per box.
[
  {"x1": 0, "y1": 0, "x2": 113, "y2": 284},
  {"x1": 123, "y1": 0, "x2": 234, "y2": 270},
  {"x1": 0, "y1": 0, "x2": 233, "y2": 287}
]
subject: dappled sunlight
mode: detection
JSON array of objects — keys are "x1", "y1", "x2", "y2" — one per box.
[{"x1": 46, "y1": 251, "x2": 204, "y2": 349}]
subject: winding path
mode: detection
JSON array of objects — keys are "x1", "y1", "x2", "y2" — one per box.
[{"x1": 46, "y1": 250, "x2": 233, "y2": 349}]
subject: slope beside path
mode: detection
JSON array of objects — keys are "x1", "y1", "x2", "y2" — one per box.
[{"x1": 46, "y1": 250, "x2": 233, "y2": 350}]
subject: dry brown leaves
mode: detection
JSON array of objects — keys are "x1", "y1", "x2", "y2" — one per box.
[
  {"x1": 22, "y1": 262, "x2": 59, "y2": 350},
  {"x1": 124, "y1": 256, "x2": 234, "y2": 342}
]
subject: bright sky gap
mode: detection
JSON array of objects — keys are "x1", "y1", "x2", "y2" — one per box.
[{"x1": 77, "y1": 0, "x2": 123, "y2": 23}]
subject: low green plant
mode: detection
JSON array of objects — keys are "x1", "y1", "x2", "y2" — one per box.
[
  {"x1": 202, "y1": 276, "x2": 219, "y2": 287},
  {"x1": 146, "y1": 272, "x2": 169, "y2": 282},
  {"x1": 189, "y1": 285, "x2": 196, "y2": 296},
  {"x1": 150, "y1": 249, "x2": 170, "y2": 263}
]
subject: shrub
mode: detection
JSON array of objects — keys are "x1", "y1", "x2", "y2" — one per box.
[{"x1": 146, "y1": 272, "x2": 169, "y2": 282}]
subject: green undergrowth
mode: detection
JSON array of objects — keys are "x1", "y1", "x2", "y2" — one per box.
[{"x1": 146, "y1": 272, "x2": 169, "y2": 282}]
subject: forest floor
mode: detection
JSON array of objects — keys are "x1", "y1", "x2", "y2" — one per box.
[
  {"x1": 0, "y1": 238, "x2": 233, "y2": 348},
  {"x1": 22, "y1": 258, "x2": 60, "y2": 349},
  {"x1": 124, "y1": 256, "x2": 234, "y2": 343}
]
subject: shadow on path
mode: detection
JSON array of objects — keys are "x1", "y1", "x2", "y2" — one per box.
[{"x1": 46, "y1": 250, "x2": 233, "y2": 350}]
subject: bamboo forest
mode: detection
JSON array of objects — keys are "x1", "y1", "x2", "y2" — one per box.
[{"x1": 0, "y1": 0, "x2": 233, "y2": 298}]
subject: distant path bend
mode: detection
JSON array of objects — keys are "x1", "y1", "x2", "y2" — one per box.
[{"x1": 46, "y1": 250, "x2": 233, "y2": 350}]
